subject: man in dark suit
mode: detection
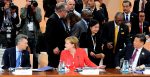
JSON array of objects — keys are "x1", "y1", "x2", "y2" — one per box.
[
  {"x1": 133, "y1": 0, "x2": 147, "y2": 14},
  {"x1": 45, "y1": 2, "x2": 69, "y2": 68},
  {"x1": 144, "y1": 0, "x2": 150, "y2": 24},
  {"x1": 2, "y1": 34, "x2": 31, "y2": 69},
  {"x1": 137, "y1": 11, "x2": 150, "y2": 34},
  {"x1": 122, "y1": 0, "x2": 138, "y2": 38},
  {"x1": 71, "y1": 9, "x2": 92, "y2": 38},
  {"x1": 116, "y1": 34, "x2": 150, "y2": 70},
  {"x1": 102, "y1": 12, "x2": 131, "y2": 68}
]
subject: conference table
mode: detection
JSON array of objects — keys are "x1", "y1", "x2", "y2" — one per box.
[{"x1": 0, "y1": 68, "x2": 150, "y2": 77}]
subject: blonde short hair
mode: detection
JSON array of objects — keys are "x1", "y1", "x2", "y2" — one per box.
[{"x1": 65, "y1": 36, "x2": 79, "y2": 48}]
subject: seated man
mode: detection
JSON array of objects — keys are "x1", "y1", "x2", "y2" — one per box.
[
  {"x1": 116, "y1": 34, "x2": 150, "y2": 70},
  {"x1": 2, "y1": 34, "x2": 31, "y2": 69}
]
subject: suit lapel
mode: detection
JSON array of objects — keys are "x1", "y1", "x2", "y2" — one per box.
[{"x1": 112, "y1": 21, "x2": 115, "y2": 42}]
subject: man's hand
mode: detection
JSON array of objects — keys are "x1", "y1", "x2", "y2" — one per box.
[
  {"x1": 107, "y1": 42, "x2": 113, "y2": 49},
  {"x1": 53, "y1": 47, "x2": 60, "y2": 55},
  {"x1": 115, "y1": 66, "x2": 121, "y2": 70}
]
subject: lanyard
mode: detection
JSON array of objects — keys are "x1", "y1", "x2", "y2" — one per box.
[{"x1": 91, "y1": 35, "x2": 96, "y2": 51}]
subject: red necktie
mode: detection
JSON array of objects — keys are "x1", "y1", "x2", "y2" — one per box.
[
  {"x1": 131, "y1": 49, "x2": 138, "y2": 62},
  {"x1": 139, "y1": 23, "x2": 143, "y2": 33}
]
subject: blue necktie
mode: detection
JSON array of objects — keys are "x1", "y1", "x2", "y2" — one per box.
[
  {"x1": 126, "y1": 14, "x2": 129, "y2": 21},
  {"x1": 16, "y1": 52, "x2": 22, "y2": 67}
]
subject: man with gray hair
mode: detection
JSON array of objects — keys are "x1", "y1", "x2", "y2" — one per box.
[
  {"x1": 45, "y1": 2, "x2": 69, "y2": 68},
  {"x1": 2, "y1": 34, "x2": 31, "y2": 69}
]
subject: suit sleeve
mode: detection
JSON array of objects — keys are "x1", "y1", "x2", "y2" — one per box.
[
  {"x1": 2, "y1": 50, "x2": 10, "y2": 69},
  {"x1": 45, "y1": 18, "x2": 59, "y2": 52}
]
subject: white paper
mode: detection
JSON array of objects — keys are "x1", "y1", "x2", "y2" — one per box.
[
  {"x1": 12, "y1": 69, "x2": 32, "y2": 75},
  {"x1": 143, "y1": 69, "x2": 150, "y2": 74},
  {"x1": 79, "y1": 69, "x2": 104, "y2": 75},
  {"x1": 27, "y1": 22, "x2": 34, "y2": 31}
]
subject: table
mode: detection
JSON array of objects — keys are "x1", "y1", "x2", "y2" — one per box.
[{"x1": 0, "y1": 69, "x2": 150, "y2": 77}]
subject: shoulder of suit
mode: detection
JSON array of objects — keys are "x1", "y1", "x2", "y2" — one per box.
[{"x1": 142, "y1": 48, "x2": 150, "y2": 53}]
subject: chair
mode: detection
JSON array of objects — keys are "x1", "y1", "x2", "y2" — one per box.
[{"x1": 38, "y1": 52, "x2": 48, "y2": 68}]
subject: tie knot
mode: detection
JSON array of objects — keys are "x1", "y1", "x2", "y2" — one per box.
[{"x1": 135, "y1": 49, "x2": 138, "y2": 52}]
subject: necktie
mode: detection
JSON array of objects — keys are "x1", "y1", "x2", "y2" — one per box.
[
  {"x1": 126, "y1": 14, "x2": 129, "y2": 22},
  {"x1": 113, "y1": 25, "x2": 119, "y2": 53},
  {"x1": 16, "y1": 52, "x2": 22, "y2": 67},
  {"x1": 141, "y1": 0, "x2": 145, "y2": 11},
  {"x1": 139, "y1": 23, "x2": 143, "y2": 33},
  {"x1": 131, "y1": 49, "x2": 138, "y2": 62}
]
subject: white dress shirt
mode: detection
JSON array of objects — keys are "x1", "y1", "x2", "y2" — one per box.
[{"x1": 132, "y1": 47, "x2": 143, "y2": 70}]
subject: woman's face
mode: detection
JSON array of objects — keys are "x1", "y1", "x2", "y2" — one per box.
[
  {"x1": 65, "y1": 40, "x2": 74, "y2": 50},
  {"x1": 90, "y1": 23, "x2": 100, "y2": 34}
]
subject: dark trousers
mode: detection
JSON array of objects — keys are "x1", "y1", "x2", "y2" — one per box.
[{"x1": 28, "y1": 38, "x2": 38, "y2": 68}]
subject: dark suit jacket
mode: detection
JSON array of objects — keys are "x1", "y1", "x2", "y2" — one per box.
[
  {"x1": 45, "y1": 13, "x2": 69, "y2": 67},
  {"x1": 100, "y1": 3, "x2": 109, "y2": 22},
  {"x1": 133, "y1": 0, "x2": 141, "y2": 14},
  {"x1": 133, "y1": 0, "x2": 150, "y2": 23},
  {"x1": 2, "y1": 47, "x2": 31, "y2": 69},
  {"x1": 102, "y1": 21, "x2": 131, "y2": 53},
  {"x1": 79, "y1": 32, "x2": 103, "y2": 65},
  {"x1": 137, "y1": 21, "x2": 150, "y2": 34},
  {"x1": 116, "y1": 46, "x2": 150, "y2": 67},
  {"x1": 123, "y1": 12, "x2": 138, "y2": 37},
  {"x1": 71, "y1": 19, "x2": 88, "y2": 38},
  {"x1": 92, "y1": 8, "x2": 105, "y2": 25},
  {"x1": 144, "y1": 1, "x2": 150, "y2": 23}
]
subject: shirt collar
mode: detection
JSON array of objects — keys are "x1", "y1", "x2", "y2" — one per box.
[
  {"x1": 55, "y1": 12, "x2": 61, "y2": 19},
  {"x1": 82, "y1": 18, "x2": 88, "y2": 25}
]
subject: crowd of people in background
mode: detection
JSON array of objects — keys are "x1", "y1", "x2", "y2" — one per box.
[{"x1": 0, "y1": 0, "x2": 150, "y2": 70}]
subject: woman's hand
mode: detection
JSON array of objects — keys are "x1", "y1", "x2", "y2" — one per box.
[
  {"x1": 90, "y1": 52, "x2": 96, "y2": 58},
  {"x1": 97, "y1": 65, "x2": 106, "y2": 69},
  {"x1": 95, "y1": 53, "x2": 105, "y2": 59}
]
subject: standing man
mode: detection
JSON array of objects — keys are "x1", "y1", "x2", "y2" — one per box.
[
  {"x1": 102, "y1": 12, "x2": 131, "y2": 68},
  {"x1": 122, "y1": 0, "x2": 138, "y2": 38},
  {"x1": 45, "y1": 2, "x2": 69, "y2": 68},
  {"x1": 2, "y1": 34, "x2": 30, "y2": 69}
]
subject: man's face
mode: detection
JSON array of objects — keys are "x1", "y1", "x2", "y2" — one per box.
[
  {"x1": 18, "y1": 39, "x2": 28, "y2": 50},
  {"x1": 123, "y1": 2, "x2": 131, "y2": 13},
  {"x1": 115, "y1": 16, "x2": 124, "y2": 25},
  {"x1": 56, "y1": 0, "x2": 64, "y2": 3},
  {"x1": 88, "y1": 0, "x2": 95, "y2": 8},
  {"x1": 133, "y1": 37, "x2": 144, "y2": 49},
  {"x1": 67, "y1": 0, "x2": 75, "y2": 11},
  {"x1": 62, "y1": 6, "x2": 68, "y2": 18},
  {"x1": 139, "y1": 12, "x2": 145, "y2": 22}
]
